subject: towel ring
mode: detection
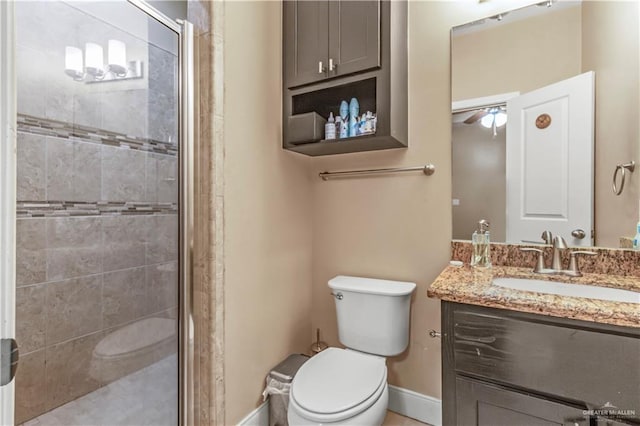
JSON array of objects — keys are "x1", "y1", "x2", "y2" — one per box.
[{"x1": 612, "y1": 161, "x2": 635, "y2": 195}]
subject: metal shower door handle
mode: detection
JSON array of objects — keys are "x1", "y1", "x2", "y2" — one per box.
[{"x1": 0, "y1": 338, "x2": 19, "y2": 386}]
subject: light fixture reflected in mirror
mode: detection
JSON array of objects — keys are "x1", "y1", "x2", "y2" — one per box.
[
  {"x1": 84, "y1": 42, "x2": 104, "y2": 79},
  {"x1": 64, "y1": 39, "x2": 143, "y2": 83},
  {"x1": 107, "y1": 39, "x2": 127, "y2": 76},
  {"x1": 463, "y1": 106, "x2": 507, "y2": 136},
  {"x1": 480, "y1": 109, "x2": 507, "y2": 128},
  {"x1": 479, "y1": 108, "x2": 507, "y2": 136},
  {"x1": 64, "y1": 46, "x2": 84, "y2": 80}
]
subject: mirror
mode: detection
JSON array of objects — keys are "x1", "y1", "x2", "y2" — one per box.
[{"x1": 451, "y1": 1, "x2": 639, "y2": 249}]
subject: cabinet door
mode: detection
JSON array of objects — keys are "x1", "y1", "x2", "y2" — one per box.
[
  {"x1": 284, "y1": 1, "x2": 329, "y2": 88},
  {"x1": 456, "y1": 378, "x2": 589, "y2": 426},
  {"x1": 328, "y1": 0, "x2": 380, "y2": 77}
]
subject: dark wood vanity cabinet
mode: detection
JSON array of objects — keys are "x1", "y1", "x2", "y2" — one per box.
[
  {"x1": 442, "y1": 302, "x2": 640, "y2": 426},
  {"x1": 284, "y1": 0, "x2": 380, "y2": 89},
  {"x1": 456, "y1": 378, "x2": 589, "y2": 426}
]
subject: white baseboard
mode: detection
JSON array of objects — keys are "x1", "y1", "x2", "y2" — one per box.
[
  {"x1": 237, "y1": 386, "x2": 442, "y2": 426},
  {"x1": 388, "y1": 385, "x2": 442, "y2": 426},
  {"x1": 237, "y1": 401, "x2": 269, "y2": 426}
]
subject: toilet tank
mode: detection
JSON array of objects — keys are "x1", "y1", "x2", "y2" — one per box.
[{"x1": 328, "y1": 275, "x2": 416, "y2": 357}]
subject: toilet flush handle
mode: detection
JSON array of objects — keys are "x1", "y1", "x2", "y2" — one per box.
[{"x1": 330, "y1": 292, "x2": 343, "y2": 300}]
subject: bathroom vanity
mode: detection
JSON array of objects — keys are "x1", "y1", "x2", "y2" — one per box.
[
  {"x1": 429, "y1": 262, "x2": 640, "y2": 426},
  {"x1": 441, "y1": 302, "x2": 639, "y2": 426}
]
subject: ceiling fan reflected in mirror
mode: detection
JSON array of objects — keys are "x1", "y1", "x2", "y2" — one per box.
[{"x1": 464, "y1": 106, "x2": 507, "y2": 136}]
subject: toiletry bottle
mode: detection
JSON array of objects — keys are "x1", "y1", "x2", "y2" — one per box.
[
  {"x1": 338, "y1": 117, "x2": 348, "y2": 139},
  {"x1": 325, "y1": 112, "x2": 336, "y2": 140},
  {"x1": 359, "y1": 114, "x2": 367, "y2": 135},
  {"x1": 336, "y1": 116, "x2": 347, "y2": 139},
  {"x1": 471, "y1": 219, "x2": 491, "y2": 268},
  {"x1": 339, "y1": 100, "x2": 349, "y2": 124},
  {"x1": 334, "y1": 115, "x2": 342, "y2": 139},
  {"x1": 348, "y1": 97, "x2": 359, "y2": 137}
]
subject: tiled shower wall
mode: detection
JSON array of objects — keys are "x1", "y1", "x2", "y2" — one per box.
[{"x1": 14, "y1": 2, "x2": 179, "y2": 423}]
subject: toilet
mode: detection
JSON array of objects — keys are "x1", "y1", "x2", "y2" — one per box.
[{"x1": 288, "y1": 275, "x2": 416, "y2": 426}]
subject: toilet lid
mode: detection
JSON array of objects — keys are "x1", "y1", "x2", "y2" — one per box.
[{"x1": 290, "y1": 348, "x2": 386, "y2": 415}]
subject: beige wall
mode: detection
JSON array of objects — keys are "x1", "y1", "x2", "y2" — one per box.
[
  {"x1": 222, "y1": 2, "x2": 313, "y2": 423},
  {"x1": 310, "y1": 0, "x2": 536, "y2": 399},
  {"x1": 452, "y1": 5, "x2": 582, "y2": 102},
  {"x1": 582, "y1": 1, "x2": 640, "y2": 246}
]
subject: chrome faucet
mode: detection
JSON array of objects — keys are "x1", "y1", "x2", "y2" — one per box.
[
  {"x1": 521, "y1": 235, "x2": 597, "y2": 276},
  {"x1": 521, "y1": 230, "x2": 553, "y2": 245},
  {"x1": 551, "y1": 236, "x2": 567, "y2": 271}
]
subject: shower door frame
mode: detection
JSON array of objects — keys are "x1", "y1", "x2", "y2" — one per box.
[
  {"x1": 0, "y1": 0, "x2": 17, "y2": 424},
  {"x1": 0, "y1": 1, "x2": 195, "y2": 424}
]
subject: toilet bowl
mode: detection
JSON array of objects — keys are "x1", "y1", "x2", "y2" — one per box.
[
  {"x1": 90, "y1": 317, "x2": 176, "y2": 383},
  {"x1": 288, "y1": 348, "x2": 388, "y2": 425}
]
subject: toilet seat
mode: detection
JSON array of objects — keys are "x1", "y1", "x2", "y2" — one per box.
[{"x1": 289, "y1": 348, "x2": 387, "y2": 423}]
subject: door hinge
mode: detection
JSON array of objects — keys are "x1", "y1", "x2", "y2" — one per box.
[{"x1": 0, "y1": 338, "x2": 19, "y2": 386}]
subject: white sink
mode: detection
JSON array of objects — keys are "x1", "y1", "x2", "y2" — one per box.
[{"x1": 493, "y1": 277, "x2": 640, "y2": 304}]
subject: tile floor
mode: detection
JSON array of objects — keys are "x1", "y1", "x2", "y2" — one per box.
[
  {"x1": 23, "y1": 355, "x2": 177, "y2": 426},
  {"x1": 22, "y1": 353, "x2": 428, "y2": 426},
  {"x1": 383, "y1": 410, "x2": 431, "y2": 426}
]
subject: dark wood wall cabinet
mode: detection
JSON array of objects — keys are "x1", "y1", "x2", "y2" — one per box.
[
  {"x1": 441, "y1": 302, "x2": 640, "y2": 426},
  {"x1": 283, "y1": 0, "x2": 407, "y2": 156}
]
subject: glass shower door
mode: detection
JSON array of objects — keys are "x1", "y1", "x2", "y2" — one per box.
[{"x1": 10, "y1": 1, "x2": 184, "y2": 424}]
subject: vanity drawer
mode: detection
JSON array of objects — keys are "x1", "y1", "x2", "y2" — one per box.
[{"x1": 452, "y1": 308, "x2": 640, "y2": 418}]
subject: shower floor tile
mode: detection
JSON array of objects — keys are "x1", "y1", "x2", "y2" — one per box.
[{"x1": 22, "y1": 354, "x2": 177, "y2": 426}]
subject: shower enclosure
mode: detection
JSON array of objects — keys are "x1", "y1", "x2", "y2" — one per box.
[{"x1": 0, "y1": 1, "x2": 193, "y2": 424}]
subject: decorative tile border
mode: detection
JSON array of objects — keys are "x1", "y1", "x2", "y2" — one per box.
[
  {"x1": 452, "y1": 240, "x2": 640, "y2": 278},
  {"x1": 17, "y1": 113, "x2": 178, "y2": 156},
  {"x1": 17, "y1": 200, "x2": 177, "y2": 218}
]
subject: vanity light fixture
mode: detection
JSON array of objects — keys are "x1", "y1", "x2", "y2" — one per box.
[{"x1": 64, "y1": 39, "x2": 143, "y2": 83}]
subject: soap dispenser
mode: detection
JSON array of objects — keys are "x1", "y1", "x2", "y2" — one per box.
[{"x1": 471, "y1": 219, "x2": 491, "y2": 268}]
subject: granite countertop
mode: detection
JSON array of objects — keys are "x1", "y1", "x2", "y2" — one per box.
[{"x1": 427, "y1": 264, "x2": 640, "y2": 328}]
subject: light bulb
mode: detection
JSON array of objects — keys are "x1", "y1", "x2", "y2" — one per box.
[
  {"x1": 64, "y1": 46, "x2": 83, "y2": 80},
  {"x1": 85, "y1": 42, "x2": 104, "y2": 77},
  {"x1": 108, "y1": 39, "x2": 127, "y2": 76},
  {"x1": 494, "y1": 112, "x2": 507, "y2": 127},
  {"x1": 480, "y1": 114, "x2": 494, "y2": 129}
]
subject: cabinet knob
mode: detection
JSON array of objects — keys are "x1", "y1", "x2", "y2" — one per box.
[
  {"x1": 318, "y1": 61, "x2": 326, "y2": 74},
  {"x1": 428, "y1": 329, "x2": 441, "y2": 338},
  {"x1": 329, "y1": 58, "x2": 336, "y2": 71}
]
